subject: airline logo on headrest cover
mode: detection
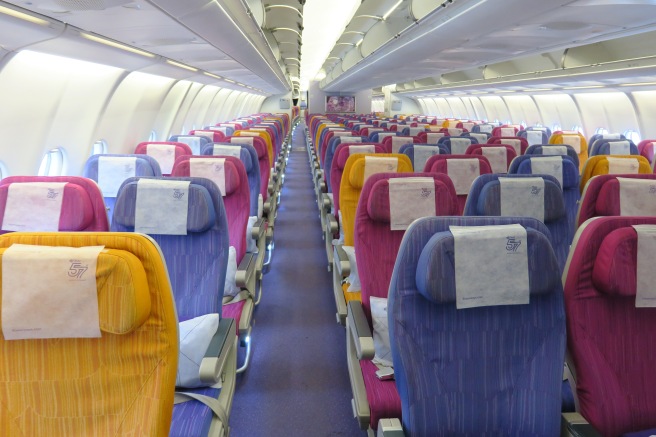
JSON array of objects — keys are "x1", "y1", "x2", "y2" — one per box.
[{"x1": 506, "y1": 236, "x2": 522, "y2": 253}]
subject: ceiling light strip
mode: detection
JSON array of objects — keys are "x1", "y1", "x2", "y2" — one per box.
[
  {"x1": 81, "y1": 33, "x2": 155, "y2": 58},
  {"x1": 382, "y1": 0, "x2": 404, "y2": 21},
  {"x1": 166, "y1": 59, "x2": 198, "y2": 72},
  {"x1": 0, "y1": 4, "x2": 49, "y2": 25}
]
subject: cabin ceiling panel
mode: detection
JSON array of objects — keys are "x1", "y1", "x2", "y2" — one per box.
[
  {"x1": 3, "y1": 0, "x2": 289, "y2": 93},
  {"x1": 321, "y1": 0, "x2": 656, "y2": 92}
]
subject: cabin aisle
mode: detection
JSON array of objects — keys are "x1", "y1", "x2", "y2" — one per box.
[{"x1": 230, "y1": 122, "x2": 363, "y2": 436}]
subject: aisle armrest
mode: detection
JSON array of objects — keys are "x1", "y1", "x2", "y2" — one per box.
[
  {"x1": 561, "y1": 413, "x2": 602, "y2": 437},
  {"x1": 326, "y1": 213, "x2": 339, "y2": 235},
  {"x1": 322, "y1": 193, "x2": 332, "y2": 212},
  {"x1": 377, "y1": 419, "x2": 404, "y2": 437},
  {"x1": 199, "y1": 318, "x2": 236, "y2": 385},
  {"x1": 334, "y1": 244, "x2": 350, "y2": 277},
  {"x1": 347, "y1": 301, "x2": 374, "y2": 360},
  {"x1": 251, "y1": 218, "x2": 265, "y2": 241},
  {"x1": 236, "y1": 252, "x2": 256, "y2": 290}
]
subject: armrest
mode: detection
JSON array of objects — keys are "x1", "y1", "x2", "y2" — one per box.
[
  {"x1": 236, "y1": 252, "x2": 256, "y2": 288},
  {"x1": 199, "y1": 318, "x2": 236, "y2": 385},
  {"x1": 268, "y1": 181, "x2": 275, "y2": 195},
  {"x1": 377, "y1": 419, "x2": 404, "y2": 437},
  {"x1": 315, "y1": 169, "x2": 324, "y2": 180},
  {"x1": 561, "y1": 413, "x2": 603, "y2": 437},
  {"x1": 251, "y1": 218, "x2": 266, "y2": 241},
  {"x1": 347, "y1": 300, "x2": 375, "y2": 360},
  {"x1": 322, "y1": 193, "x2": 332, "y2": 212},
  {"x1": 326, "y1": 213, "x2": 339, "y2": 235},
  {"x1": 334, "y1": 244, "x2": 350, "y2": 277}
]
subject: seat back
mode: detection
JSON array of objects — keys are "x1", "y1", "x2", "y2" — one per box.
[
  {"x1": 588, "y1": 133, "x2": 625, "y2": 152},
  {"x1": 168, "y1": 157, "x2": 250, "y2": 261},
  {"x1": 226, "y1": 135, "x2": 270, "y2": 201},
  {"x1": 424, "y1": 155, "x2": 493, "y2": 214},
  {"x1": 518, "y1": 129, "x2": 550, "y2": 146},
  {"x1": 169, "y1": 134, "x2": 212, "y2": 155},
  {"x1": 589, "y1": 138, "x2": 639, "y2": 157},
  {"x1": 487, "y1": 136, "x2": 529, "y2": 157},
  {"x1": 83, "y1": 154, "x2": 162, "y2": 224},
  {"x1": 134, "y1": 141, "x2": 193, "y2": 175},
  {"x1": 0, "y1": 176, "x2": 109, "y2": 232},
  {"x1": 549, "y1": 132, "x2": 588, "y2": 170},
  {"x1": 637, "y1": 139, "x2": 656, "y2": 164},
  {"x1": 340, "y1": 153, "x2": 413, "y2": 246},
  {"x1": 202, "y1": 143, "x2": 260, "y2": 217},
  {"x1": 325, "y1": 139, "x2": 371, "y2": 193},
  {"x1": 464, "y1": 173, "x2": 572, "y2": 270},
  {"x1": 564, "y1": 217, "x2": 656, "y2": 436},
  {"x1": 329, "y1": 143, "x2": 385, "y2": 218},
  {"x1": 580, "y1": 155, "x2": 652, "y2": 193},
  {"x1": 0, "y1": 232, "x2": 178, "y2": 436},
  {"x1": 508, "y1": 155, "x2": 580, "y2": 234},
  {"x1": 465, "y1": 144, "x2": 517, "y2": 173},
  {"x1": 112, "y1": 176, "x2": 231, "y2": 321},
  {"x1": 577, "y1": 174, "x2": 656, "y2": 227},
  {"x1": 355, "y1": 173, "x2": 458, "y2": 323},
  {"x1": 382, "y1": 135, "x2": 415, "y2": 153},
  {"x1": 398, "y1": 144, "x2": 448, "y2": 172},
  {"x1": 471, "y1": 123, "x2": 495, "y2": 134},
  {"x1": 524, "y1": 144, "x2": 580, "y2": 169},
  {"x1": 439, "y1": 136, "x2": 478, "y2": 154},
  {"x1": 389, "y1": 216, "x2": 564, "y2": 437},
  {"x1": 189, "y1": 129, "x2": 226, "y2": 144},
  {"x1": 234, "y1": 130, "x2": 273, "y2": 167},
  {"x1": 491, "y1": 125, "x2": 519, "y2": 137}
]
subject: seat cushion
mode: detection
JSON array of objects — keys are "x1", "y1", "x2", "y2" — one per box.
[
  {"x1": 359, "y1": 359, "x2": 401, "y2": 429},
  {"x1": 222, "y1": 299, "x2": 246, "y2": 334},
  {"x1": 342, "y1": 282, "x2": 362, "y2": 304},
  {"x1": 170, "y1": 387, "x2": 220, "y2": 437}
]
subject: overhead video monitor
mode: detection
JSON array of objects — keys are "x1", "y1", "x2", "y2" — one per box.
[{"x1": 326, "y1": 95, "x2": 356, "y2": 113}]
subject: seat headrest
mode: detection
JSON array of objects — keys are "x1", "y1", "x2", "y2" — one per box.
[
  {"x1": 0, "y1": 246, "x2": 151, "y2": 334},
  {"x1": 172, "y1": 158, "x2": 241, "y2": 196},
  {"x1": 416, "y1": 228, "x2": 560, "y2": 304},
  {"x1": 519, "y1": 156, "x2": 579, "y2": 189},
  {"x1": 367, "y1": 176, "x2": 457, "y2": 222},
  {"x1": 336, "y1": 144, "x2": 378, "y2": 168},
  {"x1": 592, "y1": 227, "x2": 637, "y2": 297},
  {"x1": 0, "y1": 183, "x2": 94, "y2": 231},
  {"x1": 348, "y1": 155, "x2": 410, "y2": 189},
  {"x1": 113, "y1": 181, "x2": 216, "y2": 233},
  {"x1": 476, "y1": 178, "x2": 566, "y2": 222}
]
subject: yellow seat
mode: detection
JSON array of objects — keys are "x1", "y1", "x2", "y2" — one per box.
[
  {"x1": 580, "y1": 155, "x2": 652, "y2": 193},
  {"x1": 550, "y1": 132, "x2": 588, "y2": 171},
  {"x1": 234, "y1": 130, "x2": 273, "y2": 167},
  {"x1": 0, "y1": 232, "x2": 178, "y2": 436},
  {"x1": 338, "y1": 153, "x2": 413, "y2": 306}
]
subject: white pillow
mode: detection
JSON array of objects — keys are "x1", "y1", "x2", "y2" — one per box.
[
  {"x1": 370, "y1": 297, "x2": 393, "y2": 368},
  {"x1": 258, "y1": 194, "x2": 263, "y2": 219},
  {"x1": 224, "y1": 246, "x2": 240, "y2": 297},
  {"x1": 176, "y1": 313, "x2": 219, "y2": 388},
  {"x1": 341, "y1": 245, "x2": 361, "y2": 292},
  {"x1": 246, "y1": 216, "x2": 258, "y2": 253}
]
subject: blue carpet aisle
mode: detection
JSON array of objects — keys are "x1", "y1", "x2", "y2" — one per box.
[{"x1": 229, "y1": 122, "x2": 363, "y2": 436}]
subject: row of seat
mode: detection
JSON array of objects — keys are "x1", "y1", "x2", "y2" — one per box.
[
  {"x1": 0, "y1": 111, "x2": 298, "y2": 436},
  {"x1": 304, "y1": 112, "x2": 656, "y2": 437}
]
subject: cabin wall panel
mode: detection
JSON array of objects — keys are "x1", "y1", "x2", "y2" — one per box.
[
  {"x1": 223, "y1": 91, "x2": 242, "y2": 120},
  {"x1": 434, "y1": 98, "x2": 453, "y2": 117},
  {"x1": 502, "y1": 95, "x2": 541, "y2": 126},
  {"x1": 261, "y1": 92, "x2": 292, "y2": 119},
  {"x1": 180, "y1": 85, "x2": 222, "y2": 131},
  {"x1": 478, "y1": 96, "x2": 511, "y2": 123},
  {"x1": 152, "y1": 80, "x2": 193, "y2": 141},
  {"x1": 573, "y1": 92, "x2": 637, "y2": 138},
  {"x1": 170, "y1": 82, "x2": 204, "y2": 135},
  {"x1": 0, "y1": 50, "x2": 123, "y2": 176},
  {"x1": 445, "y1": 98, "x2": 468, "y2": 119},
  {"x1": 94, "y1": 72, "x2": 176, "y2": 160},
  {"x1": 630, "y1": 90, "x2": 656, "y2": 139},
  {"x1": 532, "y1": 94, "x2": 582, "y2": 133}
]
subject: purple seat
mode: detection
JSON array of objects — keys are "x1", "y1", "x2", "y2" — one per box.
[{"x1": 111, "y1": 176, "x2": 235, "y2": 437}]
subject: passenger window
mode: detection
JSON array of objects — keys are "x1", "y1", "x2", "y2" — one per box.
[
  {"x1": 595, "y1": 127, "x2": 608, "y2": 135},
  {"x1": 91, "y1": 139, "x2": 108, "y2": 156},
  {"x1": 624, "y1": 129, "x2": 641, "y2": 143},
  {"x1": 148, "y1": 130, "x2": 157, "y2": 142},
  {"x1": 572, "y1": 125, "x2": 585, "y2": 136},
  {"x1": 38, "y1": 148, "x2": 65, "y2": 176},
  {"x1": 0, "y1": 161, "x2": 8, "y2": 180},
  {"x1": 552, "y1": 123, "x2": 561, "y2": 132}
]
